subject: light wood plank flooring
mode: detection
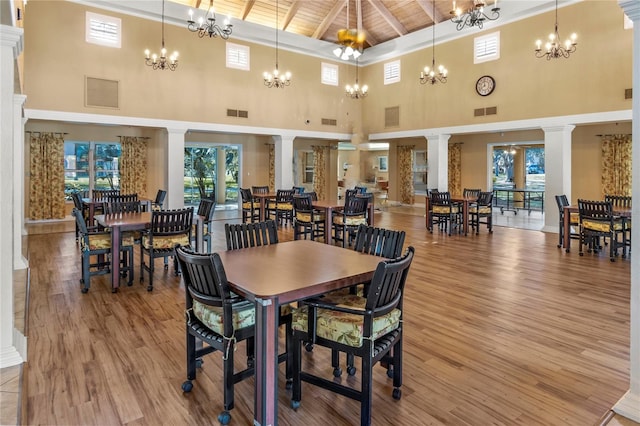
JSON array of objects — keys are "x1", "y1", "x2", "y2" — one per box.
[{"x1": 21, "y1": 209, "x2": 634, "y2": 425}]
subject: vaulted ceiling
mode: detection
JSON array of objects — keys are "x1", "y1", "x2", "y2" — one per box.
[{"x1": 168, "y1": 0, "x2": 482, "y2": 48}]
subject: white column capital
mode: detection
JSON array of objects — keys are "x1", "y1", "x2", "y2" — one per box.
[
  {"x1": 426, "y1": 133, "x2": 451, "y2": 143},
  {"x1": 541, "y1": 125, "x2": 575, "y2": 134},
  {"x1": 166, "y1": 127, "x2": 188, "y2": 135},
  {"x1": 13, "y1": 94, "x2": 26, "y2": 108},
  {"x1": 619, "y1": 1, "x2": 640, "y2": 21},
  {"x1": 0, "y1": 25, "x2": 24, "y2": 58}
]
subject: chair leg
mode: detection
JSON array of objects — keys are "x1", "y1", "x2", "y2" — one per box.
[
  {"x1": 221, "y1": 338, "x2": 235, "y2": 424},
  {"x1": 291, "y1": 336, "x2": 303, "y2": 407},
  {"x1": 361, "y1": 349, "x2": 373, "y2": 426},
  {"x1": 81, "y1": 252, "x2": 90, "y2": 293}
]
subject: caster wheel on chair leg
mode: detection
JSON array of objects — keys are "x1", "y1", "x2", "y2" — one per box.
[
  {"x1": 81, "y1": 287, "x2": 89, "y2": 294},
  {"x1": 217, "y1": 411, "x2": 231, "y2": 425},
  {"x1": 147, "y1": 285, "x2": 153, "y2": 291},
  {"x1": 291, "y1": 400, "x2": 300, "y2": 410},
  {"x1": 305, "y1": 343, "x2": 314, "y2": 352},
  {"x1": 347, "y1": 366, "x2": 356, "y2": 376},
  {"x1": 333, "y1": 367, "x2": 342, "y2": 377},
  {"x1": 181, "y1": 380, "x2": 193, "y2": 392},
  {"x1": 386, "y1": 367, "x2": 394, "y2": 378},
  {"x1": 196, "y1": 359, "x2": 203, "y2": 368},
  {"x1": 392, "y1": 388, "x2": 402, "y2": 400}
]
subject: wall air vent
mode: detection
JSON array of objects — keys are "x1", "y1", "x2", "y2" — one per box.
[
  {"x1": 485, "y1": 106, "x2": 497, "y2": 115},
  {"x1": 474, "y1": 108, "x2": 485, "y2": 117},
  {"x1": 85, "y1": 76, "x2": 119, "y2": 109},
  {"x1": 385, "y1": 106, "x2": 400, "y2": 128},
  {"x1": 321, "y1": 118, "x2": 337, "y2": 126},
  {"x1": 227, "y1": 109, "x2": 238, "y2": 117},
  {"x1": 625, "y1": 88, "x2": 632, "y2": 99},
  {"x1": 238, "y1": 110, "x2": 248, "y2": 118}
]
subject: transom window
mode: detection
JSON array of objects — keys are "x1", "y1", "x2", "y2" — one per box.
[
  {"x1": 226, "y1": 42, "x2": 250, "y2": 71},
  {"x1": 474, "y1": 31, "x2": 500, "y2": 64},
  {"x1": 321, "y1": 63, "x2": 339, "y2": 86},
  {"x1": 86, "y1": 11, "x2": 121, "y2": 48},
  {"x1": 384, "y1": 60, "x2": 401, "y2": 85}
]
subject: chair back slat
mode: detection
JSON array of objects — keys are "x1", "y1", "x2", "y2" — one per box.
[
  {"x1": 555, "y1": 194, "x2": 570, "y2": 213},
  {"x1": 353, "y1": 224, "x2": 405, "y2": 259},
  {"x1": 578, "y1": 199, "x2": 612, "y2": 221},
  {"x1": 476, "y1": 191, "x2": 493, "y2": 206},
  {"x1": 293, "y1": 194, "x2": 313, "y2": 213},
  {"x1": 176, "y1": 247, "x2": 228, "y2": 306},
  {"x1": 252, "y1": 186, "x2": 269, "y2": 195},
  {"x1": 72, "y1": 208, "x2": 89, "y2": 235},
  {"x1": 105, "y1": 200, "x2": 141, "y2": 214},
  {"x1": 365, "y1": 246, "x2": 415, "y2": 314},
  {"x1": 430, "y1": 191, "x2": 451, "y2": 206},
  {"x1": 343, "y1": 194, "x2": 368, "y2": 216},
  {"x1": 108, "y1": 193, "x2": 138, "y2": 204},
  {"x1": 276, "y1": 189, "x2": 295, "y2": 202},
  {"x1": 604, "y1": 194, "x2": 632, "y2": 208},
  {"x1": 225, "y1": 220, "x2": 279, "y2": 250},
  {"x1": 150, "y1": 207, "x2": 194, "y2": 236},
  {"x1": 463, "y1": 188, "x2": 481, "y2": 199},
  {"x1": 93, "y1": 189, "x2": 120, "y2": 201}
]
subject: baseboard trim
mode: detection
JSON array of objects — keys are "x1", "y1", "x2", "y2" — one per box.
[{"x1": 614, "y1": 390, "x2": 640, "y2": 422}]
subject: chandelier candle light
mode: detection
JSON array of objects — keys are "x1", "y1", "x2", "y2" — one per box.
[
  {"x1": 263, "y1": 0, "x2": 291, "y2": 88},
  {"x1": 144, "y1": 0, "x2": 178, "y2": 71},
  {"x1": 345, "y1": 59, "x2": 368, "y2": 99},
  {"x1": 187, "y1": 0, "x2": 232, "y2": 39},
  {"x1": 534, "y1": 0, "x2": 577, "y2": 60},
  {"x1": 420, "y1": 2, "x2": 447, "y2": 85},
  {"x1": 450, "y1": 0, "x2": 500, "y2": 31}
]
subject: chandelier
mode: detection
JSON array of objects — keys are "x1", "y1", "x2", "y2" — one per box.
[
  {"x1": 332, "y1": 2, "x2": 364, "y2": 61},
  {"x1": 450, "y1": 0, "x2": 500, "y2": 31},
  {"x1": 187, "y1": 0, "x2": 232, "y2": 40},
  {"x1": 535, "y1": 0, "x2": 577, "y2": 60},
  {"x1": 144, "y1": 0, "x2": 178, "y2": 71},
  {"x1": 345, "y1": 59, "x2": 368, "y2": 99},
  {"x1": 263, "y1": 0, "x2": 291, "y2": 88},
  {"x1": 420, "y1": 3, "x2": 447, "y2": 85}
]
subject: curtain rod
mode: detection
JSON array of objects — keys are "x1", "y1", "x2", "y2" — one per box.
[
  {"x1": 596, "y1": 134, "x2": 632, "y2": 137},
  {"x1": 25, "y1": 131, "x2": 68, "y2": 136},
  {"x1": 117, "y1": 136, "x2": 151, "y2": 139}
]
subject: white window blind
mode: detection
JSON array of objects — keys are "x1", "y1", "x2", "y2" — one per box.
[
  {"x1": 474, "y1": 31, "x2": 500, "y2": 64},
  {"x1": 226, "y1": 43, "x2": 250, "y2": 70},
  {"x1": 321, "y1": 63, "x2": 339, "y2": 86},
  {"x1": 384, "y1": 60, "x2": 401, "y2": 85},
  {"x1": 86, "y1": 12, "x2": 121, "y2": 48}
]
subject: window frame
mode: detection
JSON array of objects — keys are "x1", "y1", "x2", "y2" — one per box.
[
  {"x1": 85, "y1": 11, "x2": 121, "y2": 48},
  {"x1": 474, "y1": 31, "x2": 500, "y2": 64},
  {"x1": 384, "y1": 60, "x2": 401, "y2": 85},
  {"x1": 321, "y1": 62, "x2": 339, "y2": 86},
  {"x1": 226, "y1": 42, "x2": 250, "y2": 71}
]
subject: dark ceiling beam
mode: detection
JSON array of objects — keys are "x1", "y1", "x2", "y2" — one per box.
[
  {"x1": 241, "y1": 0, "x2": 256, "y2": 21},
  {"x1": 282, "y1": 0, "x2": 301, "y2": 31},
  {"x1": 312, "y1": 0, "x2": 346, "y2": 39},
  {"x1": 366, "y1": 0, "x2": 408, "y2": 36}
]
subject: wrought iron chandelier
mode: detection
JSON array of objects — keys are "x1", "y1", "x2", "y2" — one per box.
[
  {"x1": 144, "y1": 0, "x2": 178, "y2": 71},
  {"x1": 345, "y1": 59, "x2": 368, "y2": 99},
  {"x1": 187, "y1": 0, "x2": 232, "y2": 40},
  {"x1": 535, "y1": 0, "x2": 577, "y2": 60},
  {"x1": 450, "y1": 0, "x2": 500, "y2": 31},
  {"x1": 332, "y1": 2, "x2": 364, "y2": 61},
  {"x1": 420, "y1": 2, "x2": 447, "y2": 85},
  {"x1": 263, "y1": 0, "x2": 291, "y2": 88}
]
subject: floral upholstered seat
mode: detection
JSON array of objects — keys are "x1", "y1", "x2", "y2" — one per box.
[{"x1": 192, "y1": 299, "x2": 255, "y2": 335}]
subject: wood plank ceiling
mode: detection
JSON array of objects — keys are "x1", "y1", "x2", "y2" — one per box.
[{"x1": 169, "y1": 0, "x2": 481, "y2": 48}]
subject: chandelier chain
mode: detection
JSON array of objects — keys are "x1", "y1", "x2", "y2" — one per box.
[
  {"x1": 534, "y1": 0, "x2": 577, "y2": 60},
  {"x1": 420, "y1": 2, "x2": 447, "y2": 85},
  {"x1": 144, "y1": 0, "x2": 179, "y2": 71},
  {"x1": 263, "y1": 0, "x2": 291, "y2": 88}
]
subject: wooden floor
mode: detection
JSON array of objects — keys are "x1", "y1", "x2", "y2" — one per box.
[{"x1": 22, "y1": 209, "x2": 634, "y2": 425}]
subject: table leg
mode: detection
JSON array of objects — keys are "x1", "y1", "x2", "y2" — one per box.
[
  {"x1": 260, "y1": 198, "x2": 267, "y2": 222},
  {"x1": 195, "y1": 215, "x2": 204, "y2": 253},
  {"x1": 111, "y1": 223, "x2": 121, "y2": 291},
  {"x1": 368, "y1": 201, "x2": 375, "y2": 227},
  {"x1": 254, "y1": 297, "x2": 279, "y2": 426},
  {"x1": 425, "y1": 197, "x2": 431, "y2": 229},
  {"x1": 324, "y1": 207, "x2": 333, "y2": 244},
  {"x1": 462, "y1": 200, "x2": 469, "y2": 235},
  {"x1": 88, "y1": 203, "x2": 95, "y2": 227},
  {"x1": 563, "y1": 207, "x2": 570, "y2": 250}
]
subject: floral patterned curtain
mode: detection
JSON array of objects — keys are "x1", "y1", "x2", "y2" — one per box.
[
  {"x1": 449, "y1": 143, "x2": 463, "y2": 195},
  {"x1": 398, "y1": 145, "x2": 414, "y2": 205},
  {"x1": 312, "y1": 145, "x2": 329, "y2": 200},
  {"x1": 268, "y1": 144, "x2": 275, "y2": 191},
  {"x1": 29, "y1": 132, "x2": 65, "y2": 220},
  {"x1": 119, "y1": 136, "x2": 148, "y2": 196},
  {"x1": 601, "y1": 134, "x2": 632, "y2": 197}
]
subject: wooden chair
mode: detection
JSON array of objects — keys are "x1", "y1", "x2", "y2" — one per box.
[
  {"x1": 176, "y1": 247, "x2": 256, "y2": 425},
  {"x1": 292, "y1": 194, "x2": 325, "y2": 241},
  {"x1": 292, "y1": 186, "x2": 305, "y2": 194},
  {"x1": 429, "y1": 191, "x2": 462, "y2": 235},
  {"x1": 71, "y1": 191, "x2": 90, "y2": 240},
  {"x1": 152, "y1": 189, "x2": 167, "y2": 211},
  {"x1": 72, "y1": 208, "x2": 134, "y2": 293},
  {"x1": 354, "y1": 186, "x2": 368, "y2": 194},
  {"x1": 223, "y1": 219, "x2": 293, "y2": 387},
  {"x1": 192, "y1": 198, "x2": 216, "y2": 253},
  {"x1": 108, "y1": 193, "x2": 138, "y2": 204},
  {"x1": 555, "y1": 194, "x2": 579, "y2": 248},
  {"x1": 578, "y1": 199, "x2": 626, "y2": 262},
  {"x1": 290, "y1": 247, "x2": 415, "y2": 426},
  {"x1": 605, "y1": 194, "x2": 632, "y2": 251},
  {"x1": 463, "y1": 188, "x2": 481, "y2": 198},
  {"x1": 332, "y1": 195, "x2": 368, "y2": 247},
  {"x1": 92, "y1": 189, "x2": 119, "y2": 200},
  {"x1": 239, "y1": 188, "x2": 259, "y2": 223},
  {"x1": 104, "y1": 200, "x2": 141, "y2": 214},
  {"x1": 469, "y1": 191, "x2": 494, "y2": 234},
  {"x1": 251, "y1": 185, "x2": 269, "y2": 196},
  {"x1": 140, "y1": 207, "x2": 193, "y2": 291},
  {"x1": 267, "y1": 189, "x2": 295, "y2": 227}
]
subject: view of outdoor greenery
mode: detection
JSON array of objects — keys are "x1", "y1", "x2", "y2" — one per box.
[
  {"x1": 64, "y1": 141, "x2": 121, "y2": 199},
  {"x1": 184, "y1": 146, "x2": 239, "y2": 205}
]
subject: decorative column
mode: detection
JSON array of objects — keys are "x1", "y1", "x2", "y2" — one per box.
[
  {"x1": 614, "y1": 1, "x2": 640, "y2": 422},
  {"x1": 166, "y1": 128, "x2": 186, "y2": 209},
  {"x1": 0, "y1": 24, "x2": 24, "y2": 368},
  {"x1": 542, "y1": 125, "x2": 574, "y2": 233},
  {"x1": 14, "y1": 95, "x2": 27, "y2": 269},
  {"x1": 273, "y1": 134, "x2": 294, "y2": 189},
  {"x1": 426, "y1": 133, "x2": 451, "y2": 191}
]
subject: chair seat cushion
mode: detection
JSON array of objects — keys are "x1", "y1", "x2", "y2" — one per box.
[
  {"x1": 582, "y1": 218, "x2": 624, "y2": 233},
  {"x1": 469, "y1": 206, "x2": 492, "y2": 214},
  {"x1": 276, "y1": 203, "x2": 293, "y2": 211},
  {"x1": 292, "y1": 296, "x2": 401, "y2": 348},
  {"x1": 432, "y1": 205, "x2": 459, "y2": 214},
  {"x1": 141, "y1": 234, "x2": 190, "y2": 249},
  {"x1": 569, "y1": 212, "x2": 580, "y2": 224},
  {"x1": 295, "y1": 212, "x2": 326, "y2": 223},
  {"x1": 192, "y1": 299, "x2": 255, "y2": 335},
  {"x1": 242, "y1": 202, "x2": 255, "y2": 209},
  {"x1": 333, "y1": 215, "x2": 367, "y2": 226},
  {"x1": 82, "y1": 233, "x2": 135, "y2": 251}
]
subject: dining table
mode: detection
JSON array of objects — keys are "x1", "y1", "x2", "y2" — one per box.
[
  {"x1": 425, "y1": 195, "x2": 477, "y2": 236},
  {"x1": 83, "y1": 197, "x2": 152, "y2": 226},
  {"x1": 216, "y1": 239, "x2": 384, "y2": 426},
  {"x1": 562, "y1": 205, "x2": 632, "y2": 252},
  {"x1": 252, "y1": 192, "x2": 277, "y2": 222},
  {"x1": 312, "y1": 197, "x2": 375, "y2": 244},
  {"x1": 95, "y1": 211, "x2": 152, "y2": 292}
]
